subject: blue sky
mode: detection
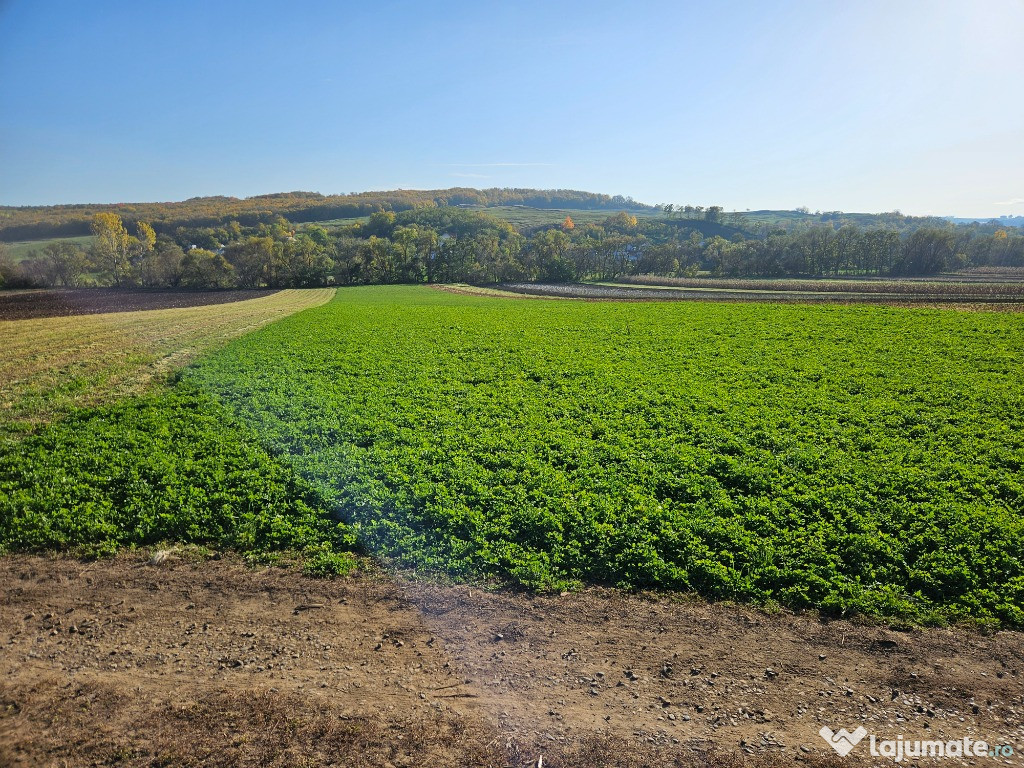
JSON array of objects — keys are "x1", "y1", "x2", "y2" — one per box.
[{"x1": 1, "y1": 0, "x2": 1022, "y2": 216}]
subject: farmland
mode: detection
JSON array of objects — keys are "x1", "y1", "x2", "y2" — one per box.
[
  {"x1": 2, "y1": 284, "x2": 1024, "y2": 766},
  {"x1": 170, "y1": 286, "x2": 1022, "y2": 625},
  {"x1": 493, "y1": 280, "x2": 1024, "y2": 308},
  {"x1": 0, "y1": 288, "x2": 333, "y2": 439},
  {"x1": 3, "y1": 285, "x2": 1022, "y2": 626},
  {"x1": 4, "y1": 235, "x2": 95, "y2": 263},
  {"x1": 461, "y1": 205, "x2": 658, "y2": 229}
]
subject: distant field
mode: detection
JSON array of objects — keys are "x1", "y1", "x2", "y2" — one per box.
[
  {"x1": 301, "y1": 215, "x2": 369, "y2": 230},
  {"x1": 0, "y1": 288, "x2": 334, "y2": 439},
  {"x1": 4, "y1": 235, "x2": 94, "y2": 262},
  {"x1": 465, "y1": 205, "x2": 659, "y2": 228}
]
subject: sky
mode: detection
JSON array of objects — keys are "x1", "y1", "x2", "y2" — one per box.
[{"x1": 1, "y1": 0, "x2": 1022, "y2": 216}]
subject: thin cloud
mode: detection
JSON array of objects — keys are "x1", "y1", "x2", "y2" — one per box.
[{"x1": 995, "y1": 197, "x2": 1024, "y2": 205}]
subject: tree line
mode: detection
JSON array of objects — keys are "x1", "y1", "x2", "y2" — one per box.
[
  {"x1": 2, "y1": 207, "x2": 1022, "y2": 290},
  {"x1": 0, "y1": 188, "x2": 655, "y2": 241}
]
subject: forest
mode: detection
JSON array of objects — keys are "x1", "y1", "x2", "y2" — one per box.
[
  {"x1": 0, "y1": 188, "x2": 654, "y2": 241},
  {"x1": 2, "y1": 193, "x2": 1023, "y2": 290}
]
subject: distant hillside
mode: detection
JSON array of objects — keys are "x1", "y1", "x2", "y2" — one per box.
[
  {"x1": 733, "y1": 209, "x2": 947, "y2": 230},
  {"x1": 0, "y1": 188, "x2": 656, "y2": 242},
  {"x1": 947, "y1": 215, "x2": 1024, "y2": 228},
  {"x1": 461, "y1": 205, "x2": 660, "y2": 230}
]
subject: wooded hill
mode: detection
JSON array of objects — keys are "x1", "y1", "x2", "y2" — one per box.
[{"x1": 0, "y1": 188, "x2": 655, "y2": 242}]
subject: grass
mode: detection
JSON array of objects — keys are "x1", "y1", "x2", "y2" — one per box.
[
  {"x1": 0, "y1": 287, "x2": 355, "y2": 566},
  {"x1": 300, "y1": 215, "x2": 369, "y2": 230},
  {"x1": 464, "y1": 205, "x2": 659, "y2": 229},
  {"x1": 4, "y1": 235, "x2": 95, "y2": 263},
  {"x1": 0, "y1": 288, "x2": 334, "y2": 440}
]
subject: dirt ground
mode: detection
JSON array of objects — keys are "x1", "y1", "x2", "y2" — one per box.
[
  {"x1": 0, "y1": 290, "x2": 277, "y2": 321},
  {"x1": 0, "y1": 555, "x2": 1020, "y2": 767}
]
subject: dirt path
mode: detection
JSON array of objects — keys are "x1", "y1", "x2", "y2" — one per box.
[{"x1": 1, "y1": 555, "x2": 1020, "y2": 766}]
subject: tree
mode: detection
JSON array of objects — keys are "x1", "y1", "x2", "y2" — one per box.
[
  {"x1": 704, "y1": 205, "x2": 724, "y2": 224},
  {"x1": 899, "y1": 228, "x2": 955, "y2": 275},
  {"x1": 179, "y1": 248, "x2": 236, "y2": 289},
  {"x1": 366, "y1": 235, "x2": 400, "y2": 283},
  {"x1": 561, "y1": 215, "x2": 575, "y2": 231},
  {"x1": 0, "y1": 243, "x2": 34, "y2": 288},
  {"x1": 280, "y1": 234, "x2": 334, "y2": 286},
  {"x1": 90, "y1": 213, "x2": 135, "y2": 286},
  {"x1": 39, "y1": 241, "x2": 88, "y2": 286},
  {"x1": 136, "y1": 240, "x2": 185, "y2": 287},
  {"x1": 225, "y1": 236, "x2": 276, "y2": 288},
  {"x1": 603, "y1": 212, "x2": 638, "y2": 231},
  {"x1": 136, "y1": 222, "x2": 157, "y2": 252}
]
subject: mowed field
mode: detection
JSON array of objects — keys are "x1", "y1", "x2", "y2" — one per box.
[{"x1": 0, "y1": 288, "x2": 334, "y2": 438}]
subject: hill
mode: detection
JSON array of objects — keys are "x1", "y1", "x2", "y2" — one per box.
[{"x1": 0, "y1": 188, "x2": 656, "y2": 242}]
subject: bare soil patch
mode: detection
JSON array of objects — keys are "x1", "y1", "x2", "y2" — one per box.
[
  {"x1": 1, "y1": 555, "x2": 1020, "y2": 766},
  {"x1": 0, "y1": 289, "x2": 278, "y2": 321}
]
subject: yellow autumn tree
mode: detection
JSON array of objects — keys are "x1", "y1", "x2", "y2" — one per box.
[
  {"x1": 562, "y1": 215, "x2": 575, "y2": 231},
  {"x1": 90, "y1": 213, "x2": 134, "y2": 286}
]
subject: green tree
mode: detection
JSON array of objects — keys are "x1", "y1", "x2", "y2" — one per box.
[
  {"x1": 179, "y1": 248, "x2": 236, "y2": 289},
  {"x1": 224, "y1": 236, "x2": 277, "y2": 288},
  {"x1": 900, "y1": 228, "x2": 955, "y2": 275},
  {"x1": 704, "y1": 205, "x2": 724, "y2": 224},
  {"x1": 40, "y1": 241, "x2": 88, "y2": 286},
  {"x1": 532, "y1": 229, "x2": 574, "y2": 282},
  {"x1": 136, "y1": 240, "x2": 185, "y2": 287}
]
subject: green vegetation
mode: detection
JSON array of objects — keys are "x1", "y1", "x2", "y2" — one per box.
[
  {"x1": 0, "y1": 288, "x2": 334, "y2": 440},
  {"x1": 462, "y1": 205, "x2": 658, "y2": 229},
  {"x1": 6, "y1": 189, "x2": 1024, "y2": 289},
  {"x1": 169, "y1": 287, "x2": 1021, "y2": 626},
  {"x1": 6, "y1": 235, "x2": 94, "y2": 263},
  {"x1": 7, "y1": 203, "x2": 1024, "y2": 290},
  {"x1": 0, "y1": 384, "x2": 355, "y2": 569},
  {"x1": 0, "y1": 188, "x2": 654, "y2": 241},
  {"x1": 3, "y1": 286, "x2": 1022, "y2": 625}
]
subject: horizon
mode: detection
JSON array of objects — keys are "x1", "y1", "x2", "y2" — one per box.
[
  {"x1": 2, "y1": 0, "x2": 1022, "y2": 218},
  {"x1": 2, "y1": 185, "x2": 1024, "y2": 223}
]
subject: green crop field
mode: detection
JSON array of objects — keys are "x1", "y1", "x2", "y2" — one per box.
[
  {"x1": 4, "y1": 235, "x2": 95, "y2": 263},
  {"x1": 3, "y1": 286, "x2": 1023, "y2": 626},
  {"x1": 465, "y1": 205, "x2": 658, "y2": 228}
]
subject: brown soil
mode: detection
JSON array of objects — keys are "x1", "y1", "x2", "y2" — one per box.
[
  {"x1": 1, "y1": 555, "x2": 1020, "y2": 767},
  {"x1": 0, "y1": 289, "x2": 278, "y2": 320}
]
